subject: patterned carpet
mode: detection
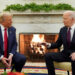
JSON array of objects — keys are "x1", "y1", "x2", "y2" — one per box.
[
  {"x1": 24, "y1": 73, "x2": 47, "y2": 75},
  {"x1": 0, "y1": 62, "x2": 72, "y2": 75},
  {"x1": 23, "y1": 66, "x2": 69, "y2": 75},
  {"x1": 0, "y1": 66, "x2": 69, "y2": 75}
]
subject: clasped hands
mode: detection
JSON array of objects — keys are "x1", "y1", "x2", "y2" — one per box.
[{"x1": 1, "y1": 54, "x2": 13, "y2": 68}]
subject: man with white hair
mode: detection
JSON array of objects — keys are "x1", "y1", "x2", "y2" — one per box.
[
  {"x1": 0, "y1": 12, "x2": 26, "y2": 72},
  {"x1": 39, "y1": 11, "x2": 75, "y2": 75}
]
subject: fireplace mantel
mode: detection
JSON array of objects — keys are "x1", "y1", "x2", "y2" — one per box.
[
  {"x1": 10, "y1": 10, "x2": 66, "y2": 16},
  {"x1": 13, "y1": 13, "x2": 63, "y2": 16}
]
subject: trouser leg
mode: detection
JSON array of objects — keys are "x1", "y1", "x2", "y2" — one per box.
[
  {"x1": 71, "y1": 61, "x2": 75, "y2": 75},
  {"x1": 12, "y1": 52, "x2": 26, "y2": 72},
  {"x1": 45, "y1": 52, "x2": 70, "y2": 75}
]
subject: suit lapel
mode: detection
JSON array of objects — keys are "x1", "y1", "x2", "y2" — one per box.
[
  {"x1": 72, "y1": 29, "x2": 75, "y2": 42},
  {"x1": 0, "y1": 27, "x2": 3, "y2": 49},
  {"x1": 63, "y1": 27, "x2": 68, "y2": 44},
  {"x1": 8, "y1": 27, "x2": 12, "y2": 49}
]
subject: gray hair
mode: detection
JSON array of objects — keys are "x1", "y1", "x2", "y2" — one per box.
[
  {"x1": 63, "y1": 11, "x2": 75, "y2": 19},
  {"x1": 0, "y1": 12, "x2": 13, "y2": 23}
]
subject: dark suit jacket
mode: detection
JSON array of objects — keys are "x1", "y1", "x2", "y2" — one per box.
[
  {"x1": 0, "y1": 26, "x2": 17, "y2": 57},
  {"x1": 49, "y1": 26, "x2": 75, "y2": 56}
]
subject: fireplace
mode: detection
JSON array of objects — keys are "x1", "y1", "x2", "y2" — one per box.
[{"x1": 19, "y1": 33, "x2": 58, "y2": 62}]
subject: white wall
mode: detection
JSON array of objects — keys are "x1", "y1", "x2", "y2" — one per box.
[{"x1": 13, "y1": 23, "x2": 64, "y2": 34}]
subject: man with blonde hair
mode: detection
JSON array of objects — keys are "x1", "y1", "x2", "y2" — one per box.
[{"x1": 0, "y1": 12, "x2": 26, "y2": 72}]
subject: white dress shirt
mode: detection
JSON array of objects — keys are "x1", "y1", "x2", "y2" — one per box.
[
  {"x1": 1, "y1": 25, "x2": 8, "y2": 41},
  {"x1": 0, "y1": 24, "x2": 13, "y2": 59},
  {"x1": 69, "y1": 23, "x2": 75, "y2": 41}
]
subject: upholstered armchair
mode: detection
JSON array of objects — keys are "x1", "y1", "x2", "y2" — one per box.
[
  {"x1": 0, "y1": 62, "x2": 7, "y2": 72},
  {"x1": 54, "y1": 61, "x2": 71, "y2": 75},
  {"x1": 54, "y1": 45, "x2": 71, "y2": 75}
]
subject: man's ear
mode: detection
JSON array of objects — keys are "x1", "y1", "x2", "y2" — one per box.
[
  {"x1": 71, "y1": 17, "x2": 74, "y2": 22},
  {"x1": 0, "y1": 16, "x2": 3, "y2": 23}
]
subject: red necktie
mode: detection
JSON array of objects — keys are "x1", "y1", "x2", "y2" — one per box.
[
  {"x1": 4, "y1": 28, "x2": 8, "y2": 57},
  {"x1": 67, "y1": 28, "x2": 71, "y2": 47}
]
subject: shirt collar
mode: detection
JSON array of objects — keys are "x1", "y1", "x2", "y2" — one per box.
[
  {"x1": 71, "y1": 23, "x2": 75, "y2": 30},
  {"x1": 0, "y1": 24, "x2": 8, "y2": 31}
]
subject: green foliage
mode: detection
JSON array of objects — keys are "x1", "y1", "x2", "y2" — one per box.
[
  {"x1": 23, "y1": 4, "x2": 30, "y2": 11},
  {"x1": 4, "y1": 4, "x2": 23, "y2": 11},
  {"x1": 41, "y1": 4, "x2": 54, "y2": 12},
  {"x1": 12, "y1": 69, "x2": 16, "y2": 72},
  {"x1": 54, "y1": 3, "x2": 74, "y2": 10},
  {"x1": 3, "y1": 71, "x2": 7, "y2": 75},
  {"x1": 29, "y1": 3, "x2": 41, "y2": 12},
  {"x1": 4, "y1": 3, "x2": 75, "y2": 12}
]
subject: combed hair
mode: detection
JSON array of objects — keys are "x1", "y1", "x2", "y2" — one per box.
[{"x1": 0, "y1": 12, "x2": 13, "y2": 23}]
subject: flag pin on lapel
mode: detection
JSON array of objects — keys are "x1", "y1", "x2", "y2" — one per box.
[{"x1": 10, "y1": 31, "x2": 12, "y2": 34}]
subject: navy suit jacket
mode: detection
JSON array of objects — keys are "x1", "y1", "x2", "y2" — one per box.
[
  {"x1": 49, "y1": 26, "x2": 75, "y2": 56},
  {"x1": 0, "y1": 26, "x2": 17, "y2": 57}
]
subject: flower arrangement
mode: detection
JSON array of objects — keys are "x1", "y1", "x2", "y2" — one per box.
[
  {"x1": 7, "y1": 72, "x2": 25, "y2": 75},
  {"x1": 2, "y1": 69, "x2": 27, "y2": 75}
]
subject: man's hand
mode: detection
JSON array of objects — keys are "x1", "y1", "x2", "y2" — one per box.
[
  {"x1": 37, "y1": 42, "x2": 51, "y2": 47},
  {"x1": 8, "y1": 54, "x2": 13, "y2": 67},
  {"x1": 70, "y1": 52, "x2": 75, "y2": 61},
  {"x1": 1, "y1": 57, "x2": 10, "y2": 68}
]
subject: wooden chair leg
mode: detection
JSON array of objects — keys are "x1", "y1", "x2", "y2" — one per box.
[
  {"x1": 11, "y1": 66, "x2": 15, "y2": 72},
  {"x1": 67, "y1": 71, "x2": 70, "y2": 75},
  {"x1": 4, "y1": 67, "x2": 6, "y2": 72}
]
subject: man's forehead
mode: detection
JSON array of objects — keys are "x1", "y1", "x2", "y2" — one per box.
[
  {"x1": 4, "y1": 15, "x2": 12, "y2": 19},
  {"x1": 63, "y1": 13, "x2": 70, "y2": 18},
  {"x1": 64, "y1": 12, "x2": 70, "y2": 16}
]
